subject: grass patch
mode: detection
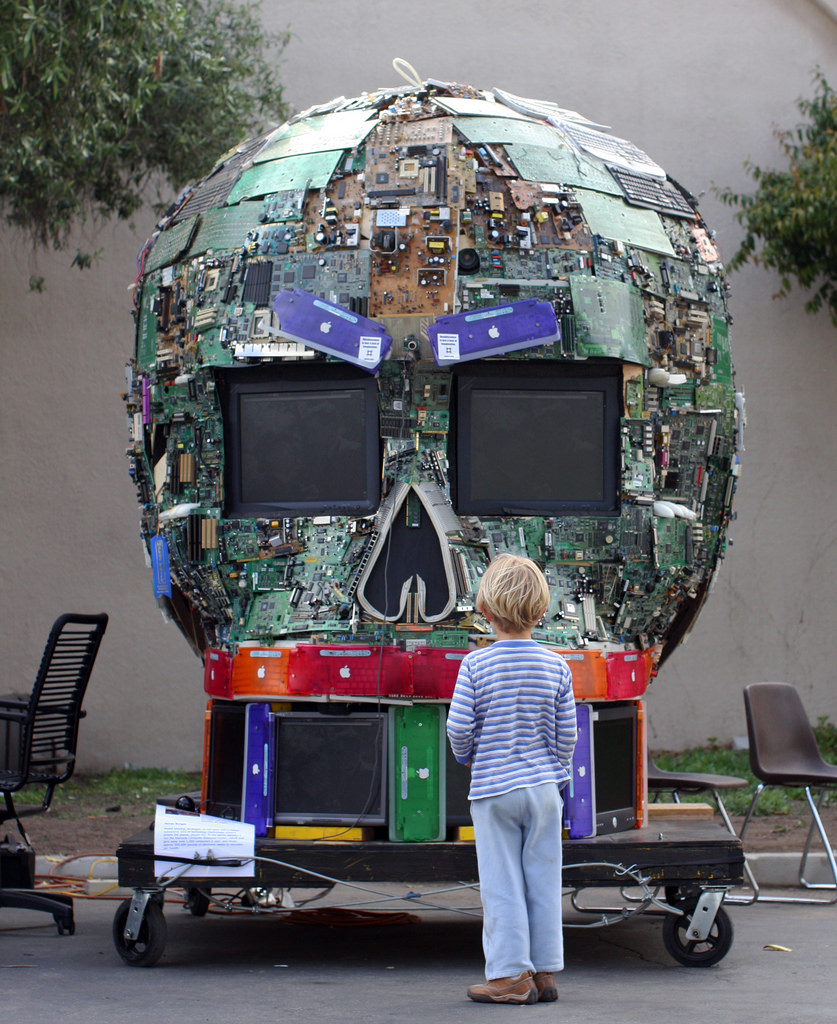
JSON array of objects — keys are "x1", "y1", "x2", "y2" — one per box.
[
  {"x1": 814, "y1": 716, "x2": 837, "y2": 762},
  {"x1": 45, "y1": 768, "x2": 202, "y2": 819},
  {"x1": 652, "y1": 719, "x2": 837, "y2": 817}
]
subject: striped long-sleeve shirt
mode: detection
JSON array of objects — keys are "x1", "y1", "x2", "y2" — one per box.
[{"x1": 446, "y1": 640, "x2": 577, "y2": 801}]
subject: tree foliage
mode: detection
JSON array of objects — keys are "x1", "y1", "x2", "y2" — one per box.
[
  {"x1": 0, "y1": 0, "x2": 290, "y2": 250},
  {"x1": 718, "y1": 70, "x2": 837, "y2": 326}
]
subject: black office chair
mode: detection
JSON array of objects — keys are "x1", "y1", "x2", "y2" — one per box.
[
  {"x1": 647, "y1": 758, "x2": 758, "y2": 894},
  {"x1": 0, "y1": 613, "x2": 109, "y2": 933},
  {"x1": 740, "y1": 682, "x2": 837, "y2": 904}
]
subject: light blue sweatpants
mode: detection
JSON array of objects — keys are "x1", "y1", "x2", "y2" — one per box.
[{"x1": 470, "y1": 782, "x2": 564, "y2": 980}]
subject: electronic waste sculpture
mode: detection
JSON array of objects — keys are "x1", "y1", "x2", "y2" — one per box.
[{"x1": 124, "y1": 73, "x2": 743, "y2": 780}]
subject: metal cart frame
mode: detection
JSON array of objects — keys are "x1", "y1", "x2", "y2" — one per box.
[{"x1": 113, "y1": 818, "x2": 744, "y2": 968}]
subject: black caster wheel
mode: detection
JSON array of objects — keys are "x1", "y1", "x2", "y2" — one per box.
[
  {"x1": 662, "y1": 900, "x2": 733, "y2": 967},
  {"x1": 185, "y1": 887, "x2": 211, "y2": 917},
  {"x1": 55, "y1": 915, "x2": 75, "y2": 936},
  {"x1": 112, "y1": 898, "x2": 167, "y2": 967}
]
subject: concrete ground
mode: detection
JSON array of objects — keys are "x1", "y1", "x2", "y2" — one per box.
[{"x1": 2, "y1": 878, "x2": 836, "y2": 1024}]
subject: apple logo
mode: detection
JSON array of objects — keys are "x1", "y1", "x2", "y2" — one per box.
[
  {"x1": 251, "y1": 763, "x2": 260, "y2": 776},
  {"x1": 320, "y1": 321, "x2": 332, "y2": 334},
  {"x1": 257, "y1": 665, "x2": 266, "y2": 679},
  {"x1": 488, "y1": 324, "x2": 500, "y2": 339},
  {"x1": 339, "y1": 665, "x2": 351, "y2": 679}
]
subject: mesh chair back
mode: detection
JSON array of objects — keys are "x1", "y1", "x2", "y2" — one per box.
[
  {"x1": 21, "y1": 613, "x2": 109, "y2": 783},
  {"x1": 743, "y1": 682, "x2": 830, "y2": 786}
]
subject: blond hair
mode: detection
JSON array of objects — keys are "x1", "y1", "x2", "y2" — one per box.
[{"x1": 476, "y1": 555, "x2": 550, "y2": 634}]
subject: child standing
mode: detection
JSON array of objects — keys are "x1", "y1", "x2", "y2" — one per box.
[{"x1": 447, "y1": 555, "x2": 577, "y2": 1004}]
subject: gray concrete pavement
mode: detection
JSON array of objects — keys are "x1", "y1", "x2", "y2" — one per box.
[{"x1": 2, "y1": 883, "x2": 836, "y2": 1023}]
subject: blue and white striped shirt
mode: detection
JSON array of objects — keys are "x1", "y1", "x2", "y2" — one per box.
[{"x1": 446, "y1": 640, "x2": 577, "y2": 801}]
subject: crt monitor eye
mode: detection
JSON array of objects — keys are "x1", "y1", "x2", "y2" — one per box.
[
  {"x1": 450, "y1": 361, "x2": 621, "y2": 517},
  {"x1": 217, "y1": 364, "x2": 381, "y2": 519}
]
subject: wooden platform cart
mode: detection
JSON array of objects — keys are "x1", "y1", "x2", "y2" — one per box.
[{"x1": 113, "y1": 816, "x2": 744, "y2": 969}]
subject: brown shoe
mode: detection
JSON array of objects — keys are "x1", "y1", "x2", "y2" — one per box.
[
  {"x1": 533, "y1": 971, "x2": 558, "y2": 1002},
  {"x1": 467, "y1": 971, "x2": 538, "y2": 1004}
]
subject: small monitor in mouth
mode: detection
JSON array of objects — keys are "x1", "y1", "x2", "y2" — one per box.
[
  {"x1": 273, "y1": 712, "x2": 388, "y2": 827},
  {"x1": 592, "y1": 701, "x2": 639, "y2": 835}
]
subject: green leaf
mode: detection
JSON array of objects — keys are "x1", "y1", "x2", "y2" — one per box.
[
  {"x1": 0, "y1": 0, "x2": 292, "y2": 255},
  {"x1": 715, "y1": 67, "x2": 837, "y2": 328}
]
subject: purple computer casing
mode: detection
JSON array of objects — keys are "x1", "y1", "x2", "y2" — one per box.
[
  {"x1": 241, "y1": 703, "x2": 275, "y2": 837},
  {"x1": 563, "y1": 702, "x2": 595, "y2": 839},
  {"x1": 427, "y1": 298, "x2": 560, "y2": 366}
]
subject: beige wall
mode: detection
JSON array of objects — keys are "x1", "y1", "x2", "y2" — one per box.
[{"x1": 2, "y1": 0, "x2": 835, "y2": 769}]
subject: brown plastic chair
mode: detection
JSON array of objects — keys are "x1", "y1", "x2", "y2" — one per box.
[
  {"x1": 740, "y1": 682, "x2": 837, "y2": 904},
  {"x1": 648, "y1": 759, "x2": 747, "y2": 834}
]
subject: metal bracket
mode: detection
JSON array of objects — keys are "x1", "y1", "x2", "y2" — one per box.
[
  {"x1": 123, "y1": 889, "x2": 155, "y2": 941},
  {"x1": 686, "y1": 888, "x2": 725, "y2": 941}
]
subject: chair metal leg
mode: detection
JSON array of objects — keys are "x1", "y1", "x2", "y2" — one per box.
[
  {"x1": 717, "y1": 786, "x2": 762, "y2": 901},
  {"x1": 737, "y1": 782, "x2": 764, "y2": 843},
  {"x1": 2, "y1": 791, "x2": 33, "y2": 847},
  {"x1": 710, "y1": 788, "x2": 739, "y2": 837},
  {"x1": 734, "y1": 782, "x2": 836, "y2": 905},
  {"x1": 798, "y1": 787, "x2": 837, "y2": 898}
]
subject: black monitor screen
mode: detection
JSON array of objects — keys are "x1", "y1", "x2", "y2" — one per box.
[
  {"x1": 593, "y1": 703, "x2": 637, "y2": 834},
  {"x1": 205, "y1": 701, "x2": 246, "y2": 819},
  {"x1": 274, "y1": 713, "x2": 387, "y2": 826},
  {"x1": 445, "y1": 740, "x2": 473, "y2": 826},
  {"x1": 451, "y1": 361, "x2": 621, "y2": 516},
  {"x1": 218, "y1": 365, "x2": 381, "y2": 518}
]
